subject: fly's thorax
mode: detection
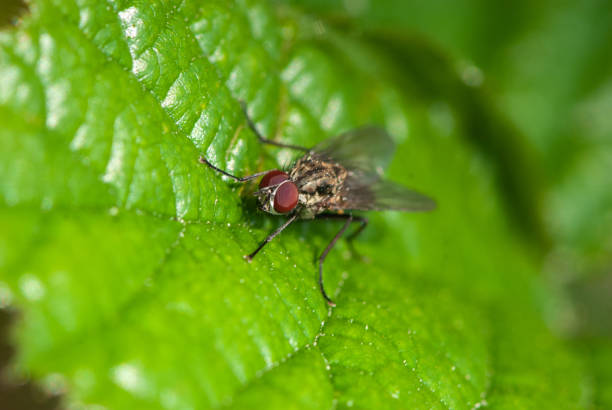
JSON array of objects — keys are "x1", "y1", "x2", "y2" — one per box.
[{"x1": 290, "y1": 156, "x2": 349, "y2": 215}]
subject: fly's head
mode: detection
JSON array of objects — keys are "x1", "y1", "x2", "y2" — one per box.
[{"x1": 255, "y1": 170, "x2": 299, "y2": 215}]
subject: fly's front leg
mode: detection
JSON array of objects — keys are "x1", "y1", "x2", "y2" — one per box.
[
  {"x1": 240, "y1": 101, "x2": 309, "y2": 152},
  {"x1": 199, "y1": 156, "x2": 271, "y2": 182},
  {"x1": 245, "y1": 214, "x2": 298, "y2": 262}
]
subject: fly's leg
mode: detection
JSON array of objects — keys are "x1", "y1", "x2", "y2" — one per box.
[
  {"x1": 201, "y1": 101, "x2": 308, "y2": 179},
  {"x1": 240, "y1": 100, "x2": 309, "y2": 151},
  {"x1": 317, "y1": 213, "x2": 369, "y2": 262},
  {"x1": 345, "y1": 216, "x2": 369, "y2": 260},
  {"x1": 316, "y1": 214, "x2": 367, "y2": 232},
  {"x1": 315, "y1": 213, "x2": 369, "y2": 306},
  {"x1": 199, "y1": 156, "x2": 271, "y2": 182},
  {"x1": 346, "y1": 217, "x2": 368, "y2": 242},
  {"x1": 202, "y1": 152, "x2": 298, "y2": 263},
  {"x1": 245, "y1": 214, "x2": 298, "y2": 262},
  {"x1": 317, "y1": 214, "x2": 368, "y2": 241}
]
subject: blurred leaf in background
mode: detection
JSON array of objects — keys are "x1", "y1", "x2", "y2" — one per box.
[{"x1": 0, "y1": 0, "x2": 610, "y2": 409}]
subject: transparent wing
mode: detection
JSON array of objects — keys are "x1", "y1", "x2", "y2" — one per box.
[
  {"x1": 312, "y1": 126, "x2": 395, "y2": 175},
  {"x1": 333, "y1": 171, "x2": 437, "y2": 212},
  {"x1": 311, "y1": 126, "x2": 435, "y2": 212},
  {"x1": 366, "y1": 179, "x2": 437, "y2": 211}
]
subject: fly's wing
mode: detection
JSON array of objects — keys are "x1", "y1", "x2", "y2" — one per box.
[
  {"x1": 364, "y1": 179, "x2": 437, "y2": 211},
  {"x1": 331, "y1": 171, "x2": 437, "y2": 212},
  {"x1": 312, "y1": 126, "x2": 435, "y2": 212},
  {"x1": 312, "y1": 126, "x2": 395, "y2": 176}
]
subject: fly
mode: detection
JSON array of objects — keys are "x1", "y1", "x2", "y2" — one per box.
[{"x1": 199, "y1": 102, "x2": 436, "y2": 306}]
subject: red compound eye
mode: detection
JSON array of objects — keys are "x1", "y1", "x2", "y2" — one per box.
[
  {"x1": 259, "y1": 170, "x2": 289, "y2": 189},
  {"x1": 274, "y1": 181, "x2": 299, "y2": 213}
]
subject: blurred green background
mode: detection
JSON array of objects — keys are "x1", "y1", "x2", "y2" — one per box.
[{"x1": 1, "y1": 0, "x2": 611, "y2": 408}]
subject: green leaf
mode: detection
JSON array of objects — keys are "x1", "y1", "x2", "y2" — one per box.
[{"x1": 0, "y1": 1, "x2": 593, "y2": 409}]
